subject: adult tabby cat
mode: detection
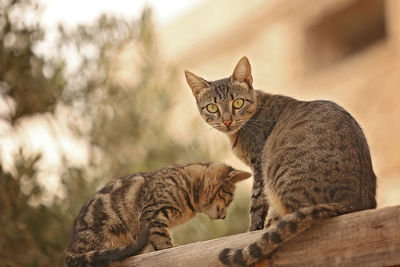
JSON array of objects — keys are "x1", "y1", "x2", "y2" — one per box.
[
  {"x1": 185, "y1": 57, "x2": 376, "y2": 266},
  {"x1": 65, "y1": 162, "x2": 251, "y2": 266}
]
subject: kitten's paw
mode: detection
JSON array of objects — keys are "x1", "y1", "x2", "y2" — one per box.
[
  {"x1": 248, "y1": 223, "x2": 264, "y2": 231},
  {"x1": 264, "y1": 216, "x2": 280, "y2": 229}
]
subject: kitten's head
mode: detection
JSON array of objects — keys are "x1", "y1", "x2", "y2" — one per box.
[
  {"x1": 200, "y1": 162, "x2": 251, "y2": 220},
  {"x1": 185, "y1": 57, "x2": 257, "y2": 134}
]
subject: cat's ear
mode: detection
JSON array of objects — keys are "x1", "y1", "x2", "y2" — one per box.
[
  {"x1": 184, "y1": 71, "x2": 210, "y2": 96},
  {"x1": 231, "y1": 56, "x2": 253, "y2": 88},
  {"x1": 226, "y1": 169, "x2": 252, "y2": 183}
]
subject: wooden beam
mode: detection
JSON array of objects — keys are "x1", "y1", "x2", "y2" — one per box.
[{"x1": 117, "y1": 205, "x2": 400, "y2": 267}]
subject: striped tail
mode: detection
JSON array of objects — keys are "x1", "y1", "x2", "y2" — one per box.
[
  {"x1": 65, "y1": 226, "x2": 150, "y2": 267},
  {"x1": 219, "y1": 203, "x2": 352, "y2": 266}
]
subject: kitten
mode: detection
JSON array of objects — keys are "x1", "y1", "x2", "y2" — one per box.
[
  {"x1": 185, "y1": 57, "x2": 376, "y2": 266},
  {"x1": 65, "y1": 162, "x2": 251, "y2": 267}
]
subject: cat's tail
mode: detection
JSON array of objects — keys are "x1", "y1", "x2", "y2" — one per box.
[
  {"x1": 65, "y1": 226, "x2": 150, "y2": 267},
  {"x1": 219, "y1": 203, "x2": 353, "y2": 267}
]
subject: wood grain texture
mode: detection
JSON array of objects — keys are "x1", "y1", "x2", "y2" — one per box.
[{"x1": 117, "y1": 205, "x2": 400, "y2": 267}]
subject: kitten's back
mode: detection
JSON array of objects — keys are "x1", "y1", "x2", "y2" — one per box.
[{"x1": 65, "y1": 174, "x2": 147, "y2": 266}]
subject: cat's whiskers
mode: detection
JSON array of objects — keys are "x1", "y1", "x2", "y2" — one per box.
[
  {"x1": 244, "y1": 120, "x2": 267, "y2": 127},
  {"x1": 249, "y1": 117, "x2": 275, "y2": 123},
  {"x1": 243, "y1": 124, "x2": 265, "y2": 140},
  {"x1": 256, "y1": 106, "x2": 271, "y2": 110},
  {"x1": 235, "y1": 117, "x2": 274, "y2": 125},
  {"x1": 235, "y1": 118, "x2": 268, "y2": 131},
  {"x1": 239, "y1": 125, "x2": 259, "y2": 142}
]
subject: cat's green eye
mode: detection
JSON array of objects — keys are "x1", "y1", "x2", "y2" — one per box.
[
  {"x1": 233, "y1": 98, "x2": 244, "y2": 109},
  {"x1": 206, "y1": 104, "x2": 218, "y2": 113}
]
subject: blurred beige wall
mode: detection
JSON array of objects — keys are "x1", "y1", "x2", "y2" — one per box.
[{"x1": 133, "y1": 0, "x2": 400, "y2": 206}]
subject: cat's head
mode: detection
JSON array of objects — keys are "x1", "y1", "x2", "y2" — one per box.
[
  {"x1": 185, "y1": 56, "x2": 257, "y2": 134},
  {"x1": 200, "y1": 162, "x2": 251, "y2": 220}
]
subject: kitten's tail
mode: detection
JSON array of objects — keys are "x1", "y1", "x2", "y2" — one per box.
[
  {"x1": 65, "y1": 226, "x2": 150, "y2": 267},
  {"x1": 219, "y1": 203, "x2": 352, "y2": 267}
]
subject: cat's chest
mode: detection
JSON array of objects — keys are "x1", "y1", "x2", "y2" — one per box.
[
  {"x1": 229, "y1": 132, "x2": 264, "y2": 167},
  {"x1": 168, "y1": 208, "x2": 195, "y2": 228}
]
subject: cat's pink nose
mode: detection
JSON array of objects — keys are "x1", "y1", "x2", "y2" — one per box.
[{"x1": 223, "y1": 120, "x2": 232, "y2": 127}]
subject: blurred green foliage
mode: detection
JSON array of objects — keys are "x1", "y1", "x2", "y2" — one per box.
[
  {"x1": 0, "y1": 152, "x2": 71, "y2": 266},
  {"x1": 0, "y1": 0, "x2": 250, "y2": 266},
  {"x1": 0, "y1": 0, "x2": 64, "y2": 123}
]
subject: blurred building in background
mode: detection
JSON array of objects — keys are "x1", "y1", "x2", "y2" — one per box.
[{"x1": 150, "y1": 0, "x2": 400, "y2": 206}]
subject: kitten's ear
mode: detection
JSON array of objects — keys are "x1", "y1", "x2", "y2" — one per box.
[
  {"x1": 184, "y1": 71, "x2": 210, "y2": 96},
  {"x1": 231, "y1": 56, "x2": 253, "y2": 88},
  {"x1": 226, "y1": 169, "x2": 252, "y2": 183}
]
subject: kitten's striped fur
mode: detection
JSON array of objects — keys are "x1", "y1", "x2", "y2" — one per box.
[
  {"x1": 185, "y1": 57, "x2": 376, "y2": 266},
  {"x1": 65, "y1": 162, "x2": 251, "y2": 266}
]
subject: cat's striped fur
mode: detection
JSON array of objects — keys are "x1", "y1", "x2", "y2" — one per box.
[
  {"x1": 65, "y1": 162, "x2": 251, "y2": 266},
  {"x1": 185, "y1": 57, "x2": 376, "y2": 266}
]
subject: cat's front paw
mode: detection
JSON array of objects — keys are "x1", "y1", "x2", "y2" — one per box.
[{"x1": 248, "y1": 223, "x2": 264, "y2": 231}]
